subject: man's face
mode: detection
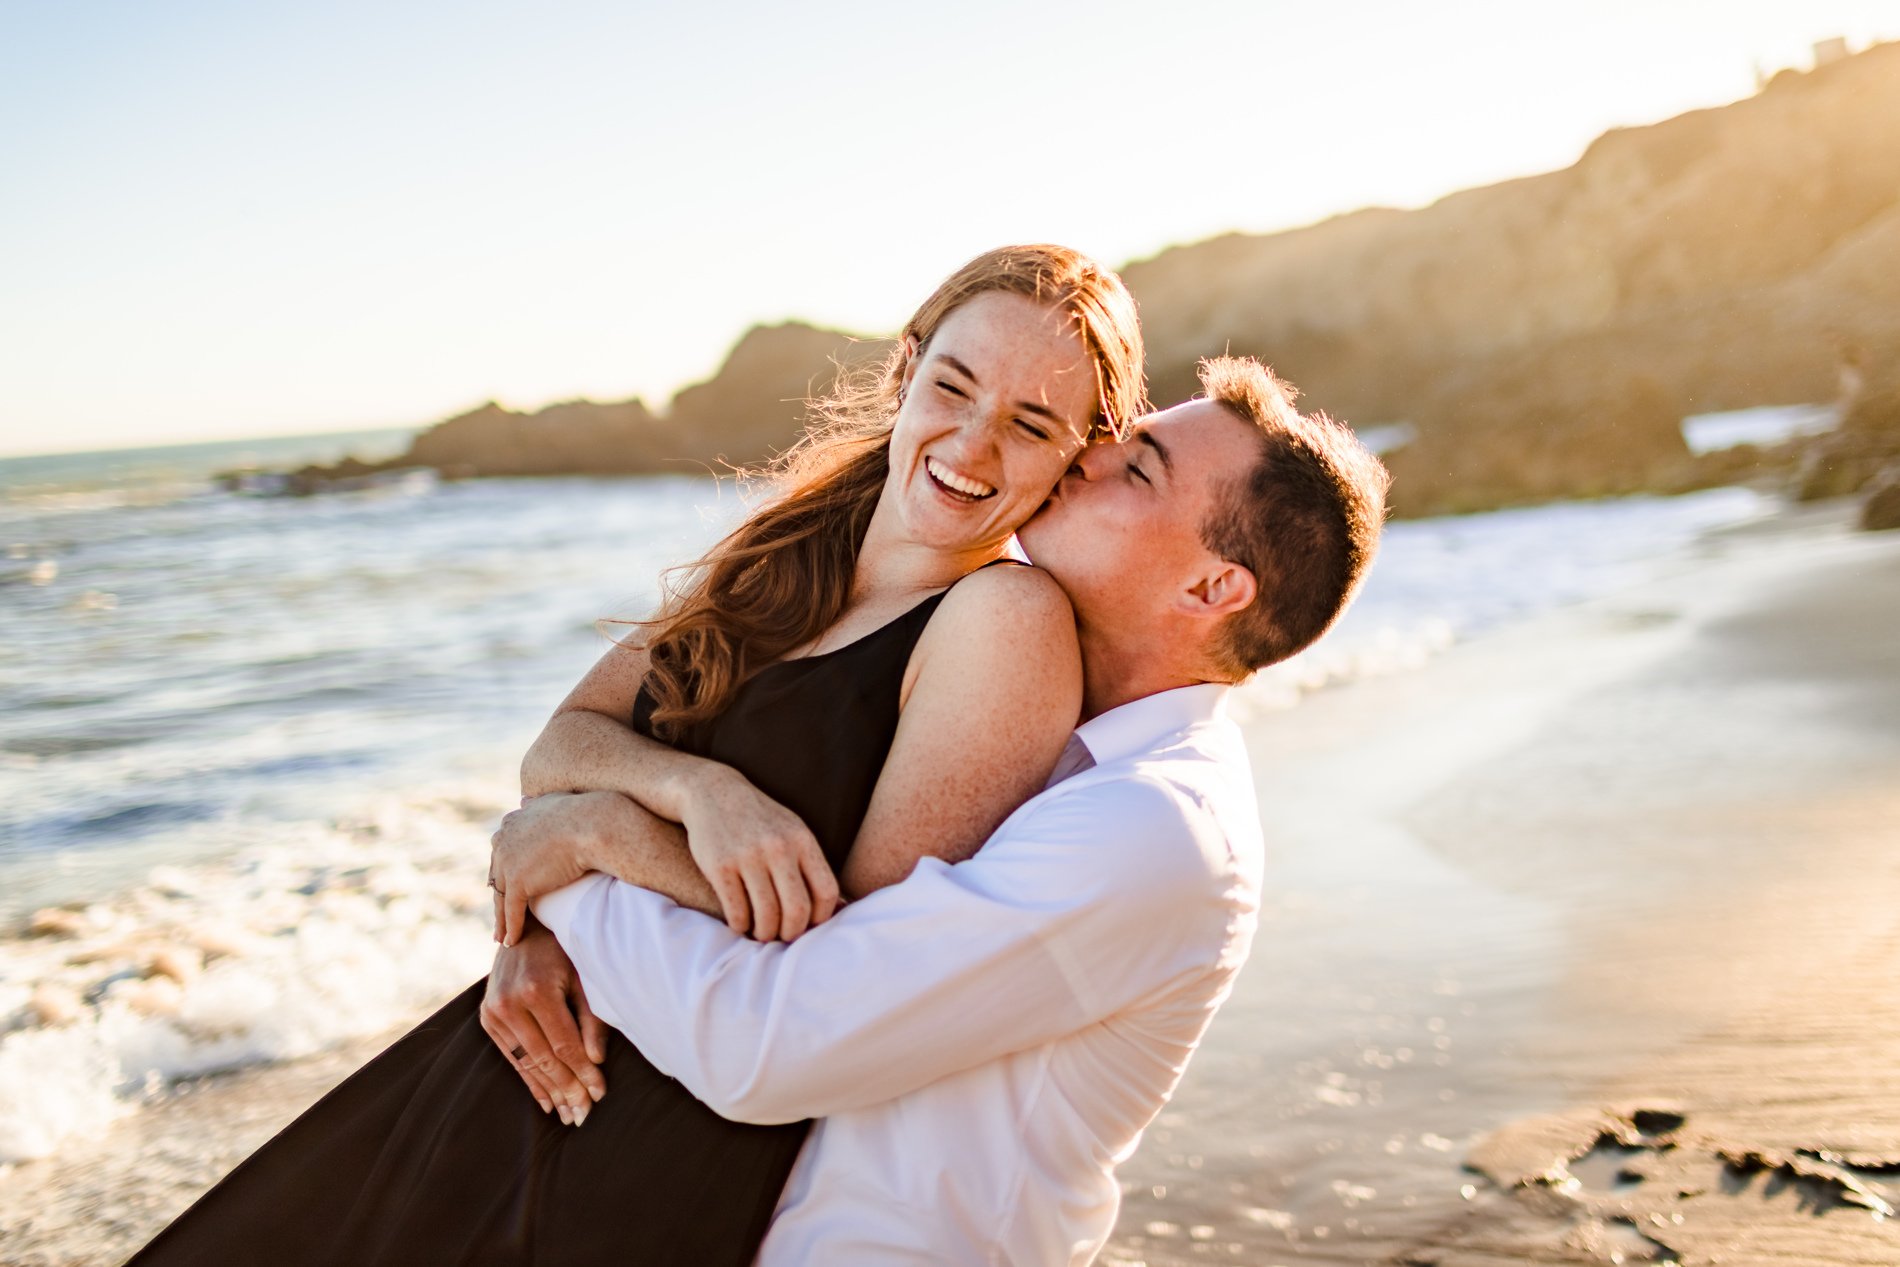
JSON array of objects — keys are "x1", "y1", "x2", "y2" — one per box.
[{"x1": 1017, "y1": 399, "x2": 1260, "y2": 630}]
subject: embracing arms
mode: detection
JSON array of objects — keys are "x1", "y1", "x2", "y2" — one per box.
[
  {"x1": 533, "y1": 774, "x2": 1244, "y2": 1123},
  {"x1": 498, "y1": 564, "x2": 1085, "y2": 936},
  {"x1": 484, "y1": 564, "x2": 1083, "y2": 1117},
  {"x1": 515, "y1": 637, "x2": 837, "y2": 943}
]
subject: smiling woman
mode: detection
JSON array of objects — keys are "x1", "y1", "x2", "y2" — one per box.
[
  {"x1": 125, "y1": 243, "x2": 1149, "y2": 1267},
  {"x1": 637, "y1": 243, "x2": 1147, "y2": 742}
]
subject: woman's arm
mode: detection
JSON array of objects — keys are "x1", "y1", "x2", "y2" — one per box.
[
  {"x1": 520, "y1": 638, "x2": 837, "y2": 939},
  {"x1": 840, "y1": 564, "x2": 1083, "y2": 898},
  {"x1": 490, "y1": 790, "x2": 724, "y2": 944},
  {"x1": 521, "y1": 638, "x2": 714, "y2": 818}
]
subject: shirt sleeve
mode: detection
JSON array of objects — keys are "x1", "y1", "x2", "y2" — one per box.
[{"x1": 532, "y1": 774, "x2": 1241, "y2": 1125}]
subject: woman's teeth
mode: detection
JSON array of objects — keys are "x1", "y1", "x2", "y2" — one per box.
[{"x1": 925, "y1": 456, "x2": 996, "y2": 501}]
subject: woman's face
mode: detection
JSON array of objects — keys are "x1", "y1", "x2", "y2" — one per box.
[{"x1": 886, "y1": 290, "x2": 1099, "y2": 555}]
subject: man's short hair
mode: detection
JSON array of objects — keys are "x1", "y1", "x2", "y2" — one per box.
[{"x1": 1196, "y1": 356, "x2": 1390, "y2": 676}]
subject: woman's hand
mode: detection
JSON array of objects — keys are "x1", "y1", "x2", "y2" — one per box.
[
  {"x1": 489, "y1": 791, "x2": 616, "y2": 947},
  {"x1": 676, "y1": 766, "x2": 839, "y2": 942}
]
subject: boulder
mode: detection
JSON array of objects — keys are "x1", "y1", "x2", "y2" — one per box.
[
  {"x1": 1794, "y1": 360, "x2": 1900, "y2": 500},
  {"x1": 1860, "y1": 468, "x2": 1900, "y2": 531}
]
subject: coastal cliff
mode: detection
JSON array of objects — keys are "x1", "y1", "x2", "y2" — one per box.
[{"x1": 289, "y1": 42, "x2": 1900, "y2": 515}]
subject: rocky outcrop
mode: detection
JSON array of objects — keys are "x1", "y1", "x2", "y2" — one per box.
[
  {"x1": 666, "y1": 324, "x2": 890, "y2": 467},
  {"x1": 1381, "y1": 374, "x2": 1692, "y2": 517},
  {"x1": 273, "y1": 42, "x2": 1900, "y2": 515},
  {"x1": 1124, "y1": 42, "x2": 1900, "y2": 426},
  {"x1": 1120, "y1": 41, "x2": 1900, "y2": 513},
  {"x1": 401, "y1": 398, "x2": 670, "y2": 478},
  {"x1": 269, "y1": 323, "x2": 883, "y2": 489}
]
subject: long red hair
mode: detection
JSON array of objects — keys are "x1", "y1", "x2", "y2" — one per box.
[{"x1": 637, "y1": 244, "x2": 1146, "y2": 740}]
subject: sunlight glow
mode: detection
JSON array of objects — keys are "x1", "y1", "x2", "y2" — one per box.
[{"x1": 1, "y1": 0, "x2": 1895, "y2": 456}]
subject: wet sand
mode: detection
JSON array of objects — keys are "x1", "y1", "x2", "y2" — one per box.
[
  {"x1": 1107, "y1": 501, "x2": 1900, "y2": 1266},
  {"x1": 4, "y1": 500, "x2": 1896, "y2": 1266}
]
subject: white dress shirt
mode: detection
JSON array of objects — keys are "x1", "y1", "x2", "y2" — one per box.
[{"x1": 536, "y1": 682, "x2": 1263, "y2": 1265}]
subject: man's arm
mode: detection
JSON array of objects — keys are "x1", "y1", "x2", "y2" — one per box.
[{"x1": 534, "y1": 776, "x2": 1245, "y2": 1125}]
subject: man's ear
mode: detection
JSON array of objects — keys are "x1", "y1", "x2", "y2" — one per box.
[{"x1": 1181, "y1": 560, "x2": 1257, "y2": 620}]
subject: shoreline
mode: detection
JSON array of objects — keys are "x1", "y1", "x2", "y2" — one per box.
[
  {"x1": 2, "y1": 498, "x2": 1895, "y2": 1265},
  {"x1": 1106, "y1": 499, "x2": 1900, "y2": 1265}
]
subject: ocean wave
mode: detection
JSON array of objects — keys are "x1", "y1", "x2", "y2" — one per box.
[
  {"x1": 0, "y1": 787, "x2": 505, "y2": 1164},
  {"x1": 1237, "y1": 618, "x2": 1461, "y2": 716}
]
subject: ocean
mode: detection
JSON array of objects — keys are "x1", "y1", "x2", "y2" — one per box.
[{"x1": 0, "y1": 431, "x2": 1770, "y2": 1165}]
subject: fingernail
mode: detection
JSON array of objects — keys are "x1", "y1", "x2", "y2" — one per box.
[
  {"x1": 537, "y1": 1099, "x2": 552, "y2": 1115},
  {"x1": 557, "y1": 1105, "x2": 573, "y2": 1126},
  {"x1": 573, "y1": 1104, "x2": 589, "y2": 1127},
  {"x1": 587, "y1": 1082, "x2": 605, "y2": 1102}
]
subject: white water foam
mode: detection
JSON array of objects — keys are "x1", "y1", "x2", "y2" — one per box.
[
  {"x1": 0, "y1": 482, "x2": 1775, "y2": 1165},
  {"x1": 0, "y1": 787, "x2": 504, "y2": 1163}
]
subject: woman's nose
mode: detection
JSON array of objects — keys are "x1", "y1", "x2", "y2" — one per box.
[{"x1": 945, "y1": 415, "x2": 1002, "y2": 463}]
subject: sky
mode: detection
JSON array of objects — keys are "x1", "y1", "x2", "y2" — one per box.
[{"x1": 2, "y1": 0, "x2": 1896, "y2": 457}]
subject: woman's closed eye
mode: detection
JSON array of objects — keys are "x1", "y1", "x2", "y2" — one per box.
[
  {"x1": 1127, "y1": 461, "x2": 1152, "y2": 485},
  {"x1": 1014, "y1": 418, "x2": 1052, "y2": 442},
  {"x1": 935, "y1": 379, "x2": 967, "y2": 399}
]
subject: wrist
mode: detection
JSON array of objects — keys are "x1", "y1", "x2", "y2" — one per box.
[
  {"x1": 663, "y1": 758, "x2": 731, "y2": 828},
  {"x1": 574, "y1": 791, "x2": 626, "y2": 874}
]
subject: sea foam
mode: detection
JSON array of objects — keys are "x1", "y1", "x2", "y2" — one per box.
[
  {"x1": 0, "y1": 789, "x2": 502, "y2": 1163},
  {"x1": 0, "y1": 476, "x2": 1774, "y2": 1165}
]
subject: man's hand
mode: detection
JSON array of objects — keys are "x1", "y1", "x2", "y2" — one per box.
[
  {"x1": 490, "y1": 791, "x2": 619, "y2": 947},
  {"x1": 478, "y1": 922, "x2": 608, "y2": 1125}
]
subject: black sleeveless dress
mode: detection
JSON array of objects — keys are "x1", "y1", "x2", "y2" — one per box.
[{"x1": 129, "y1": 591, "x2": 950, "y2": 1267}]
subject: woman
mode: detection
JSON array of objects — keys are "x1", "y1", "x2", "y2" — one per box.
[{"x1": 129, "y1": 244, "x2": 1146, "y2": 1266}]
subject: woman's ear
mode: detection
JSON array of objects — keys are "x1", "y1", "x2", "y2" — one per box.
[{"x1": 898, "y1": 334, "x2": 922, "y2": 402}]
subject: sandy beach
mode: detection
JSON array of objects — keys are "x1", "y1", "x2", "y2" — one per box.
[
  {"x1": 1108, "y1": 500, "x2": 1900, "y2": 1266},
  {"x1": 3, "y1": 498, "x2": 1895, "y2": 1266}
]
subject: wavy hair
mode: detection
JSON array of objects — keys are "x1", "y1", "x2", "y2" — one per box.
[{"x1": 636, "y1": 244, "x2": 1146, "y2": 740}]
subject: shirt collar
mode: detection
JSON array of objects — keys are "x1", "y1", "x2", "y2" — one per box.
[{"x1": 1070, "y1": 683, "x2": 1231, "y2": 768}]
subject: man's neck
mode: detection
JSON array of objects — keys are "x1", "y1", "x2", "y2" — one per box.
[{"x1": 1076, "y1": 621, "x2": 1215, "y2": 722}]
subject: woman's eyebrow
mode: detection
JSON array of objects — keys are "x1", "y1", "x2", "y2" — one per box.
[
  {"x1": 938, "y1": 353, "x2": 1073, "y2": 428},
  {"x1": 939, "y1": 354, "x2": 980, "y2": 382}
]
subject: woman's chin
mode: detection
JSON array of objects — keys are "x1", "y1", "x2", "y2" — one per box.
[{"x1": 900, "y1": 487, "x2": 1021, "y2": 554}]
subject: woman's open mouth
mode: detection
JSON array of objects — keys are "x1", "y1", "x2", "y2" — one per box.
[{"x1": 925, "y1": 456, "x2": 996, "y2": 504}]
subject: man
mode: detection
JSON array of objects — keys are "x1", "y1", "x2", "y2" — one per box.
[{"x1": 490, "y1": 355, "x2": 1389, "y2": 1262}]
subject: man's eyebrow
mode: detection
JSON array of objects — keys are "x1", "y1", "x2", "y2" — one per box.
[
  {"x1": 1136, "y1": 429, "x2": 1174, "y2": 475},
  {"x1": 938, "y1": 353, "x2": 1073, "y2": 430}
]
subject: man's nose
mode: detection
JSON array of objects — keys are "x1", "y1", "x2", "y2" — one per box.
[{"x1": 1070, "y1": 441, "x2": 1120, "y2": 481}]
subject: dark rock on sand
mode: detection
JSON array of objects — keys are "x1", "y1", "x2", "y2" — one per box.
[
  {"x1": 1798, "y1": 365, "x2": 1900, "y2": 502},
  {"x1": 1860, "y1": 469, "x2": 1900, "y2": 531}
]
